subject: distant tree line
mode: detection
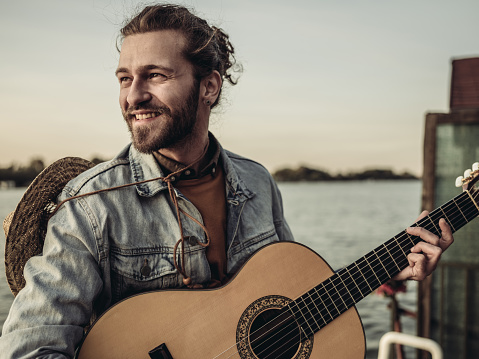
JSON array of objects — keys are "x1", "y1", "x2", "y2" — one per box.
[
  {"x1": 272, "y1": 166, "x2": 418, "y2": 182},
  {"x1": 1, "y1": 159, "x2": 418, "y2": 188},
  {"x1": 0, "y1": 157, "x2": 108, "y2": 187}
]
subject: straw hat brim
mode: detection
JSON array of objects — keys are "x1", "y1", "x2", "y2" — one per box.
[{"x1": 3, "y1": 157, "x2": 94, "y2": 296}]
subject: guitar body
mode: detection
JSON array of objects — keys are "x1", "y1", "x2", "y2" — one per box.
[{"x1": 78, "y1": 242, "x2": 365, "y2": 359}]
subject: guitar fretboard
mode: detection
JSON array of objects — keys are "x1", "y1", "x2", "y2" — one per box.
[{"x1": 286, "y1": 190, "x2": 479, "y2": 338}]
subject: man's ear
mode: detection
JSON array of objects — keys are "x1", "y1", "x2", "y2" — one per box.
[{"x1": 201, "y1": 70, "x2": 222, "y2": 106}]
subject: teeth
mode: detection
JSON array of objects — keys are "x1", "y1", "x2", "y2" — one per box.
[{"x1": 135, "y1": 112, "x2": 160, "y2": 120}]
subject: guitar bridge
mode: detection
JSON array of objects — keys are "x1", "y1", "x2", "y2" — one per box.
[{"x1": 149, "y1": 343, "x2": 173, "y2": 359}]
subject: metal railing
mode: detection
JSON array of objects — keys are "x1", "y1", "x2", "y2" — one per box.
[{"x1": 378, "y1": 332, "x2": 443, "y2": 359}]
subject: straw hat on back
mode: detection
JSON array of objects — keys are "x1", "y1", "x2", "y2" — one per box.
[{"x1": 2, "y1": 157, "x2": 94, "y2": 296}]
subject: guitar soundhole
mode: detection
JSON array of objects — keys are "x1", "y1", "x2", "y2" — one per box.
[
  {"x1": 249, "y1": 308, "x2": 301, "y2": 359},
  {"x1": 236, "y1": 295, "x2": 313, "y2": 359}
]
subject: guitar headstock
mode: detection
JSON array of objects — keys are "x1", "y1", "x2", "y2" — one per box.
[{"x1": 455, "y1": 162, "x2": 479, "y2": 191}]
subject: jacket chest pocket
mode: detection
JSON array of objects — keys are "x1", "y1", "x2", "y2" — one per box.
[{"x1": 110, "y1": 246, "x2": 180, "y2": 302}]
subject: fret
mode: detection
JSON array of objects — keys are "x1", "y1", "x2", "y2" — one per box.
[
  {"x1": 352, "y1": 262, "x2": 373, "y2": 293},
  {"x1": 361, "y1": 254, "x2": 382, "y2": 288},
  {"x1": 417, "y1": 220, "x2": 434, "y2": 235},
  {"x1": 439, "y1": 208, "x2": 455, "y2": 231},
  {"x1": 444, "y1": 201, "x2": 467, "y2": 229},
  {"x1": 373, "y1": 248, "x2": 391, "y2": 278},
  {"x1": 460, "y1": 192, "x2": 479, "y2": 221},
  {"x1": 298, "y1": 295, "x2": 320, "y2": 334},
  {"x1": 311, "y1": 283, "x2": 334, "y2": 321},
  {"x1": 288, "y1": 299, "x2": 314, "y2": 338},
  {"x1": 374, "y1": 244, "x2": 396, "y2": 278},
  {"x1": 383, "y1": 242, "x2": 401, "y2": 272},
  {"x1": 389, "y1": 236, "x2": 407, "y2": 259},
  {"x1": 321, "y1": 281, "x2": 343, "y2": 316},
  {"x1": 404, "y1": 232, "x2": 418, "y2": 247},
  {"x1": 296, "y1": 296, "x2": 317, "y2": 335},
  {"x1": 439, "y1": 207, "x2": 456, "y2": 233},
  {"x1": 427, "y1": 213, "x2": 440, "y2": 229},
  {"x1": 466, "y1": 197, "x2": 479, "y2": 219},
  {"x1": 466, "y1": 190, "x2": 479, "y2": 212},
  {"x1": 335, "y1": 271, "x2": 357, "y2": 306},
  {"x1": 427, "y1": 215, "x2": 439, "y2": 234},
  {"x1": 429, "y1": 196, "x2": 467, "y2": 235},
  {"x1": 452, "y1": 198, "x2": 468, "y2": 223},
  {"x1": 305, "y1": 290, "x2": 327, "y2": 331},
  {"x1": 324, "y1": 277, "x2": 348, "y2": 311},
  {"x1": 394, "y1": 235, "x2": 408, "y2": 258},
  {"x1": 308, "y1": 287, "x2": 331, "y2": 323},
  {"x1": 390, "y1": 237, "x2": 410, "y2": 270},
  {"x1": 343, "y1": 266, "x2": 365, "y2": 300},
  {"x1": 305, "y1": 288, "x2": 327, "y2": 327},
  {"x1": 400, "y1": 232, "x2": 415, "y2": 253}
]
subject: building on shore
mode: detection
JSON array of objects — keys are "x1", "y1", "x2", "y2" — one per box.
[{"x1": 419, "y1": 56, "x2": 479, "y2": 359}]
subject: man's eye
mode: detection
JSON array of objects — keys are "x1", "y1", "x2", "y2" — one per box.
[
  {"x1": 119, "y1": 77, "x2": 131, "y2": 83},
  {"x1": 149, "y1": 73, "x2": 166, "y2": 79}
]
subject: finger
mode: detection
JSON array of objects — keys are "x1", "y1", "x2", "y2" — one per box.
[
  {"x1": 406, "y1": 226, "x2": 440, "y2": 247},
  {"x1": 411, "y1": 241, "x2": 442, "y2": 261},
  {"x1": 407, "y1": 252, "x2": 428, "y2": 281},
  {"x1": 394, "y1": 252, "x2": 427, "y2": 281},
  {"x1": 414, "y1": 210, "x2": 429, "y2": 222},
  {"x1": 410, "y1": 242, "x2": 441, "y2": 278},
  {"x1": 438, "y1": 218, "x2": 454, "y2": 251}
]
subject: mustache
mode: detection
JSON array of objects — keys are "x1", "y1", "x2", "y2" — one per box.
[{"x1": 124, "y1": 104, "x2": 172, "y2": 117}]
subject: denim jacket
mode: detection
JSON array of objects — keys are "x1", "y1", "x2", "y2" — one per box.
[{"x1": 0, "y1": 143, "x2": 293, "y2": 358}]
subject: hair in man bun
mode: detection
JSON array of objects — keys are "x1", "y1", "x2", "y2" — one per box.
[{"x1": 119, "y1": 4, "x2": 242, "y2": 108}]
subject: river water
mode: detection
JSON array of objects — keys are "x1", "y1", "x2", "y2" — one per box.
[{"x1": 0, "y1": 180, "x2": 421, "y2": 358}]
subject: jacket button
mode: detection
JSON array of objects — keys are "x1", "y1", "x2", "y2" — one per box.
[
  {"x1": 187, "y1": 236, "x2": 198, "y2": 246},
  {"x1": 140, "y1": 259, "x2": 152, "y2": 277}
]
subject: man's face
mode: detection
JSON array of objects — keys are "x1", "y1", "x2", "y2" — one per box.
[{"x1": 116, "y1": 30, "x2": 199, "y2": 153}]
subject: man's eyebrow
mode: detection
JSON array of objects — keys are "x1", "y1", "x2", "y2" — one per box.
[
  {"x1": 115, "y1": 67, "x2": 128, "y2": 76},
  {"x1": 115, "y1": 64, "x2": 175, "y2": 76}
]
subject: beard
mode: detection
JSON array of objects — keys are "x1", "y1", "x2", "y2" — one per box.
[{"x1": 123, "y1": 82, "x2": 200, "y2": 154}]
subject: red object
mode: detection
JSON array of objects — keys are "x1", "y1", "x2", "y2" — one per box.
[{"x1": 377, "y1": 281, "x2": 407, "y2": 297}]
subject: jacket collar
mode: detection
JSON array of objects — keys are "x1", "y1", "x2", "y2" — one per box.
[
  {"x1": 128, "y1": 141, "x2": 254, "y2": 201},
  {"x1": 129, "y1": 145, "x2": 168, "y2": 197}
]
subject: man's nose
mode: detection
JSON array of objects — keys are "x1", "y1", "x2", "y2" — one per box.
[{"x1": 127, "y1": 79, "x2": 152, "y2": 107}]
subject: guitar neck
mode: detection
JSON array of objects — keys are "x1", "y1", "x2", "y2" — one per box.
[{"x1": 286, "y1": 190, "x2": 479, "y2": 338}]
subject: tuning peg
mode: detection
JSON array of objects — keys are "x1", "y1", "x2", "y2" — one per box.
[
  {"x1": 456, "y1": 176, "x2": 464, "y2": 187},
  {"x1": 464, "y1": 169, "x2": 472, "y2": 178},
  {"x1": 473, "y1": 162, "x2": 479, "y2": 172}
]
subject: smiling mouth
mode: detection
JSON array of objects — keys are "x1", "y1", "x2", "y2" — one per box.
[{"x1": 135, "y1": 111, "x2": 163, "y2": 121}]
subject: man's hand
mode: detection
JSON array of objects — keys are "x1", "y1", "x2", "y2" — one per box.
[{"x1": 393, "y1": 210, "x2": 454, "y2": 281}]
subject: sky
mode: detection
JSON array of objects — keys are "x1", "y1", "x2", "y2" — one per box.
[{"x1": 1, "y1": 0, "x2": 478, "y2": 176}]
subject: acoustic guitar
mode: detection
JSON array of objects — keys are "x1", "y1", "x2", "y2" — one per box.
[{"x1": 77, "y1": 165, "x2": 479, "y2": 359}]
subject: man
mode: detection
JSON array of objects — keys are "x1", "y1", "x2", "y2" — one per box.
[{"x1": 0, "y1": 4, "x2": 452, "y2": 358}]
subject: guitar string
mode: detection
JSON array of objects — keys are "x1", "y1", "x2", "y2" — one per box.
[
  {"x1": 306, "y1": 192, "x2": 477, "y2": 323},
  {"x1": 213, "y1": 192, "x2": 478, "y2": 359},
  {"x1": 240, "y1": 316, "x2": 302, "y2": 359},
  {"x1": 237, "y1": 218, "x2": 477, "y2": 357},
  {"x1": 286, "y1": 192, "x2": 476, "y2": 331},
  {"x1": 212, "y1": 303, "x2": 304, "y2": 359},
  {"x1": 212, "y1": 191, "x2": 479, "y2": 359},
  {"x1": 254, "y1": 193, "x2": 479, "y2": 358}
]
